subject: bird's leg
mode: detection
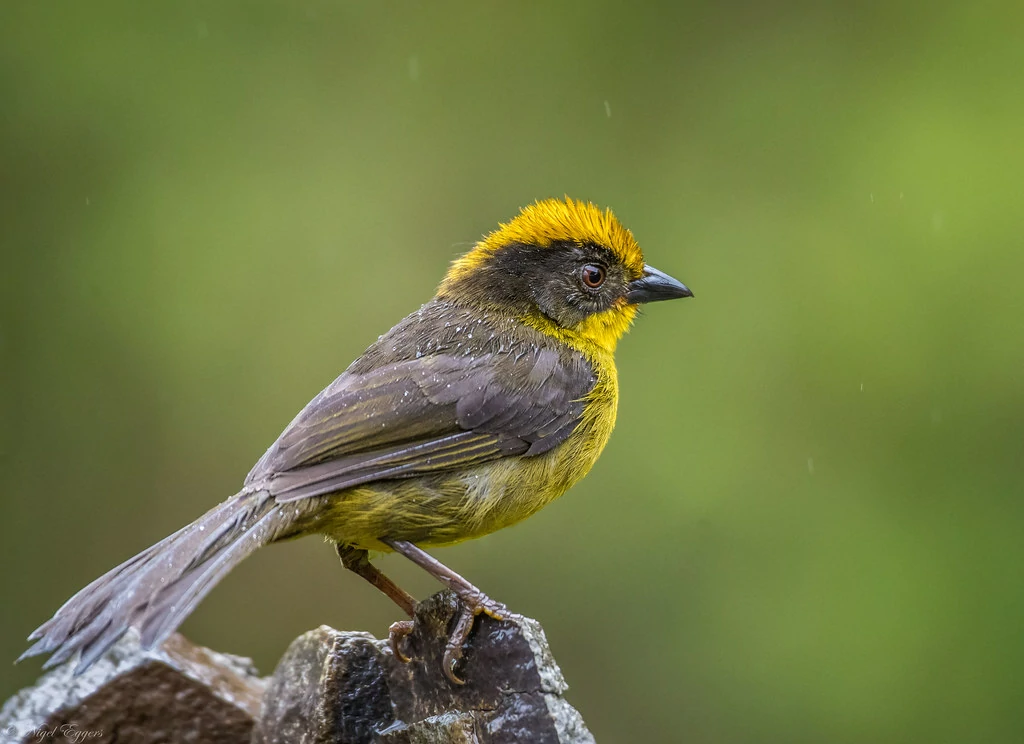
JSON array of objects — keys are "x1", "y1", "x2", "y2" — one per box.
[
  {"x1": 336, "y1": 544, "x2": 417, "y2": 616},
  {"x1": 383, "y1": 538, "x2": 511, "y2": 684},
  {"x1": 335, "y1": 544, "x2": 416, "y2": 662}
]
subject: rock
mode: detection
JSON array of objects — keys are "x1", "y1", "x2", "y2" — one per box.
[
  {"x1": 381, "y1": 592, "x2": 594, "y2": 744},
  {"x1": 4, "y1": 592, "x2": 594, "y2": 744},
  {"x1": 251, "y1": 628, "x2": 393, "y2": 744},
  {"x1": 0, "y1": 632, "x2": 266, "y2": 744},
  {"x1": 252, "y1": 591, "x2": 595, "y2": 744}
]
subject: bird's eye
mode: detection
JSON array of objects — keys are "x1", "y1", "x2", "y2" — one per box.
[{"x1": 581, "y1": 264, "x2": 606, "y2": 289}]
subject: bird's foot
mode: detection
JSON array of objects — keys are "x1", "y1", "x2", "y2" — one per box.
[
  {"x1": 379, "y1": 539, "x2": 516, "y2": 685},
  {"x1": 389, "y1": 619, "x2": 415, "y2": 663},
  {"x1": 443, "y1": 589, "x2": 510, "y2": 685},
  {"x1": 387, "y1": 590, "x2": 512, "y2": 685}
]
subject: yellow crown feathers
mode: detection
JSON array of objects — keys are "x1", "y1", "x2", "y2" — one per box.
[{"x1": 445, "y1": 197, "x2": 645, "y2": 284}]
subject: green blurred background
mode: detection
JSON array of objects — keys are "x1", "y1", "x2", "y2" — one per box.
[{"x1": 3, "y1": 2, "x2": 1023, "y2": 742}]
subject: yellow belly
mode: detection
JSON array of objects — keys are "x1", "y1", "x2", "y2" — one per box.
[{"x1": 310, "y1": 356, "x2": 619, "y2": 552}]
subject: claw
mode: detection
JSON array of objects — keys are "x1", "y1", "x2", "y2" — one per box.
[
  {"x1": 378, "y1": 537, "x2": 515, "y2": 685},
  {"x1": 442, "y1": 604, "x2": 477, "y2": 685},
  {"x1": 389, "y1": 620, "x2": 414, "y2": 663},
  {"x1": 441, "y1": 593, "x2": 510, "y2": 685}
]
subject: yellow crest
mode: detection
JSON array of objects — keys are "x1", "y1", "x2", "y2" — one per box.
[{"x1": 444, "y1": 197, "x2": 645, "y2": 284}]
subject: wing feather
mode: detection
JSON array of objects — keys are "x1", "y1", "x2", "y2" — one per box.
[{"x1": 245, "y1": 303, "x2": 596, "y2": 503}]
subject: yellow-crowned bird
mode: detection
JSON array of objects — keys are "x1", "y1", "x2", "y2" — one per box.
[{"x1": 21, "y1": 197, "x2": 692, "y2": 684}]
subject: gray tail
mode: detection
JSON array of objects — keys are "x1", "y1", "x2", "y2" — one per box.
[{"x1": 19, "y1": 490, "x2": 285, "y2": 675}]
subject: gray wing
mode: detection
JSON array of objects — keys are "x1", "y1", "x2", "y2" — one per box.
[{"x1": 247, "y1": 343, "x2": 595, "y2": 503}]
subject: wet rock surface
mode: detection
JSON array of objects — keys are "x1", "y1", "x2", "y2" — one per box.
[
  {"x1": 252, "y1": 627, "x2": 394, "y2": 744},
  {"x1": 0, "y1": 633, "x2": 266, "y2": 744},
  {"x1": 4, "y1": 591, "x2": 594, "y2": 744},
  {"x1": 378, "y1": 592, "x2": 593, "y2": 744}
]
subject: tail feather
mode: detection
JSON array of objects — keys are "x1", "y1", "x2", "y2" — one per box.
[
  {"x1": 20, "y1": 490, "x2": 285, "y2": 675},
  {"x1": 137, "y1": 500, "x2": 280, "y2": 649},
  {"x1": 22, "y1": 527, "x2": 187, "y2": 658}
]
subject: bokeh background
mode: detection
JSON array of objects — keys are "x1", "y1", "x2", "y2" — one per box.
[{"x1": 3, "y1": 3, "x2": 1023, "y2": 742}]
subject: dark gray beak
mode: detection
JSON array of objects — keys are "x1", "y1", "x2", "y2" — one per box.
[{"x1": 626, "y1": 264, "x2": 693, "y2": 304}]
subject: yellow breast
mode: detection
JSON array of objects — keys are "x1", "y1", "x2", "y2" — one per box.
[
  {"x1": 312, "y1": 338, "x2": 622, "y2": 552},
  {"x1": 441, "y1": 347, "x2": 619, "y2": 543}
]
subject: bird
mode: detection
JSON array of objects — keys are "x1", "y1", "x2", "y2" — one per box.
[{"x1": 19, "y1": 197, "x2": 692, "y2": 684}]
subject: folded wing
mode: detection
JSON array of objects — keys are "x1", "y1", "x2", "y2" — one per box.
[{"x1": 249, "y1": 345, "x2": 595, "y2": 502}]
